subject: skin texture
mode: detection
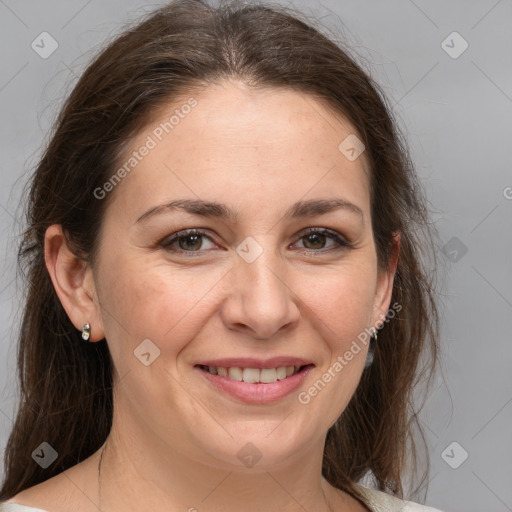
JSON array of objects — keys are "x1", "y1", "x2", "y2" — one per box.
[{"x1": 17, "y1": 80, "x2": 398, "y2": 512}]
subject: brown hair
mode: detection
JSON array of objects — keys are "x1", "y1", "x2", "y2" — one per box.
[{"x1": 1, "y1": 0, "x2": 440, "y2": 504}]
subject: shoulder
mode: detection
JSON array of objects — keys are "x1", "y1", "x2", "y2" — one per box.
[
  {"x1": 0, "y1": 470, "x2": 87, "y2": 512},
  {"x1": 0, "y1": 473, "x2": 69, "y2": 512},
  {"x1": 355, "y1": 484, "x2": 445, "y2": 512},
  {"x1": 0, "y1": 450, "x2": 101, "y2": 512},
  {"x1": 0, "y1": 502, "x2": 49, "y2": 512}
]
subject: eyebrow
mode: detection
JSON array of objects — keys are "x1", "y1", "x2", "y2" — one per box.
[{"x1": 135, "y1": 198, "x2": 364, "y2": 224}]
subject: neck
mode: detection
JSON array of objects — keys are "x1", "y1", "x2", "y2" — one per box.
[{"x1": 95, "y1": 419, "x2": 348, "y2": 512}]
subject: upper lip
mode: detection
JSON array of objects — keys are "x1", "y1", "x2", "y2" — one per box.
[{"x1": 194, "y1": 357, "x2": 314, "y2": 369}]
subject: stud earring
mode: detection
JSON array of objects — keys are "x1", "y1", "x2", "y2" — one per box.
[{"x1": 81, "y1": 323, "x2": 91, "y2": 341}]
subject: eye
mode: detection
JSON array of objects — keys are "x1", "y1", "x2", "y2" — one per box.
[
  {"x1": 160, "y1": 227, "x2": 352, "y2": 256},
  {"x1": 161, "y1": 229, "x2": 216, "y2": 255},
  {"x1": 293, "y1": 228, "x2": 352, "y2": 253}
]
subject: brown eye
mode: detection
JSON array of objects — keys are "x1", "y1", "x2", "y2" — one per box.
[
  {"x1": 295, "y1": 228, "x2": 351, "y2": 253},
  {"x1": 161, "y1": 227, "x2": 351, "y2": 257},
  {"x1": 177, "y1": 233, "x2": 203, "y2": 251},
  {"x1": 302, "y1": 232, "x2": 328, "y2": 250},
  {"x1": 161, "y1": 229, "x2": 216, "y2": 254}
]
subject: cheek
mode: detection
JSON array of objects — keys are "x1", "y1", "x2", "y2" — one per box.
[
  {"x1": 302, "y1": 263, "x2": 376, "y2": 341},
  {"x1": 96, "y1": 253, "x2": 225, "y2": 366},
  {"x1": 301, "y1": 265, "x2": 375, "y2": 371},
  {"x1": 293, "y1": 268, "x2": 376, "y2": 424}
]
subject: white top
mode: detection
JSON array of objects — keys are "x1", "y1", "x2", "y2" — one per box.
[
  {"x1": 0, "y1": 506, "x2": 47, "y2": 512},
  {"x1": 0, "y1": 485, "x2": 444, "y2": 511}
]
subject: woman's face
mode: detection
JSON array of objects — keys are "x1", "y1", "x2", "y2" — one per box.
[{"x1": 90, "y1": 81, "x2": 396, "y2": 470}]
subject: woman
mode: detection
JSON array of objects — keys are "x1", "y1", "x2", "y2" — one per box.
[{"x1": 0, "y1": 0, "x2": 442, "y2": 510}]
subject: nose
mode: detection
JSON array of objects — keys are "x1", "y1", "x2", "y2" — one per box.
[{"x1": 220, "y1": 248, "x2": 300, "y2": 340}]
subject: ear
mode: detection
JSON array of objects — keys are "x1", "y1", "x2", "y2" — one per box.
[
  {"x1": 44, "y1": 224, "x2": 105, "y2": 342},
  {"x1": 371, "y1": 232, "x2": 400, "y2": 329}
]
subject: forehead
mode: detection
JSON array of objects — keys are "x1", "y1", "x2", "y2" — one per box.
[{"x1": 107, "y1": 81, "x2": 371, "y2": 221}]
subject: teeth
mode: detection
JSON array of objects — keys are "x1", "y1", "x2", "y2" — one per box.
[
  {"x1": 276, "y1": 366, "x2": 287, "y2": 380},
  {"x1": 242, "y1": 368, "x2": 260, "y2": 383},
  {"x1": 228, "y1": 367, "x2": 243, "y2": 381},
  {"x1": 206, "y1": 365, "x2": 303, "y2": 383},
  {"x1": 259, "y1": 368, "x2": 277, "y2": 383}
]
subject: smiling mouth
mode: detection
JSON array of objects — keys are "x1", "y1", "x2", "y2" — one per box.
[{"x1": 195, "y1": 364, "x2": 312, "y2": 384}]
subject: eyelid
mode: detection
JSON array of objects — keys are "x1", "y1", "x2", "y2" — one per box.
[
  {"x1": 160, "y1": 228, "x2": 214, "y2": 249},
  {"x1": 295, "y1": 227, "x2": 352, "y2": 247},
  {"x1": 160, "y1": 227, "x2": 353, "y2": 255}
]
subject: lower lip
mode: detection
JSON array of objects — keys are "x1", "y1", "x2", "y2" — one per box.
[{"x1": 195, "y1": 365, "x2": 315, "y2": 404}]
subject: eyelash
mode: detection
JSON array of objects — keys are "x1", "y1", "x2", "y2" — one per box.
[{"x1": 160, "y1": 227, "x2": 352, "y2": 256}]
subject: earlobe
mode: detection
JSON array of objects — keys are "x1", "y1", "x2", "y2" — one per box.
[{"x1": 44, "y1": 224, "x2": 105, "y2": 342}]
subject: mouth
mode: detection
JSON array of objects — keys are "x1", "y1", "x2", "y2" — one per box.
[
  {"x1": 195, "y1": 364, "x2": 312, "y2": 384},
  {"x1": 193, "y1": 362, "x2": 315, "y2": 404}
]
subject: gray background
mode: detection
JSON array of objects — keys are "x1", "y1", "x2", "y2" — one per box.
[{"x1": 1, "y1": 1, "x2": 511, "y2": 511}]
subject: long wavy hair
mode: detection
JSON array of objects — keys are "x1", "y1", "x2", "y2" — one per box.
[{"x1": 1, "y1": 0, "x2": 440, "y2": 504}]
